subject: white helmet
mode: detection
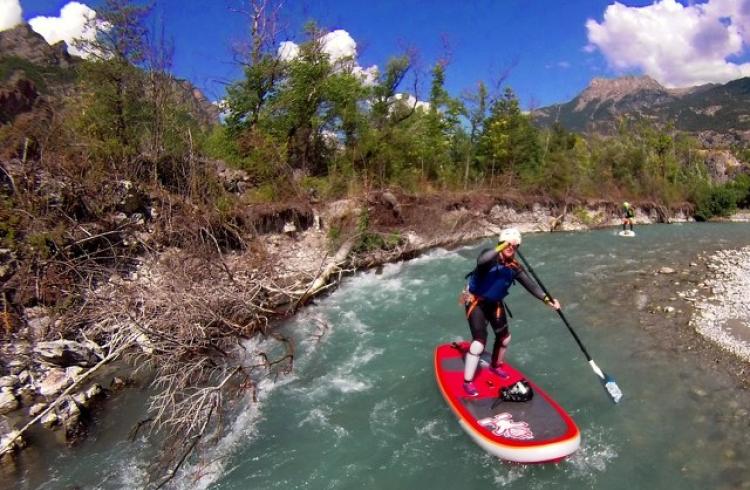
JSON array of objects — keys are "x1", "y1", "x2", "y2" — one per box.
[{"x1": 498, "y1": 227, "x2": 522, "y2": 246}]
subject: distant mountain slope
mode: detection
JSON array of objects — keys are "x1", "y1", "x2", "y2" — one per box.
[
  {"x1": 0, "y1": 23, "x2": 219, "y2": 127},
  {"x1": 533, "y1": 75, "x2": 750, "y2": 140}
]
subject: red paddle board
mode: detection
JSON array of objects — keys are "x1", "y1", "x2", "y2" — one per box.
[{"x1": 434, "y1": 342, "x2": 580, "y2": 463}]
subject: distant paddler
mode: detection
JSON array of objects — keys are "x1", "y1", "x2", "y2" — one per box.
[{"x1": 622, "y1": 202, "x2": 635, "y2": 233}]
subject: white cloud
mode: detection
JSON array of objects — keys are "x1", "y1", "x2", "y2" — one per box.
[
  {"x1": 0, "y1": 0, "x2": 22, "y2": 31},
  {"x1": 586, "y1": 0, "x2": 750, "y2": 87},
  {"x1": 278, "y1": 29, "x2": 379, "y2": 86},
  {"x1": 278, "y1": 41, "x2": 299, "y2": 61},
  {"x1": 392, "y1": 93, "x2": 430, "y2": 111},
  {"x1": 321, "y1": 29, "x2": 357, "y2": 62},
  {"x1": 28, "y1": 1, "x2": 97, "y2": 57},
  {"x1": 353, "y1": 64, "x2": 379, "y2": 86}
]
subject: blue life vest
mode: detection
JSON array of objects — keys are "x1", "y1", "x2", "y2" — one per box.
[{"x1": 467, "y1": 262, "x2": 519, "y2": 302}]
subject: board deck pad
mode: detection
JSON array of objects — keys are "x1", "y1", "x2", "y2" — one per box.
[{"x1": 434, "y1": 342, "x2": 580, "y2": 463}]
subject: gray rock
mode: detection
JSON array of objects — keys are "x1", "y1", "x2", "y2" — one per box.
[
  {"x1": 34, "y1": 340, "x2": 101, "y2": 367},
  {"x1": 38, "y1": 368, "x2": 73, "y2": 397},
  {"x1": 0, "y1": 429, "x2": 25, "y2": 454},
  {"x1": 40, "y1": 410, "x2": 59, "y2": 428},
  {"x1": 17, "y1": 370, "x2": 30, "y2": 385},
  {"x1": 0, "y1": 375, "x2": 19, "y2": 389},
  {"x1": 28, "y1": 402, "x2": 47, "y2": 417},
  {"x1": 0, "y1": 389, "x2": 19, "y2": 415},
  {"x1": 7, "y1": 360, "x2": 27, "y2": 375},
  {"x1": 27, "y1": 316, "x2": 51, "y2": 339},
  {"x1": 84, "y1": 384, "x2": 103, "y2": 400}
]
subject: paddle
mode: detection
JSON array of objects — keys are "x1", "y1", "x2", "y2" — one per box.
[{"x1": 516, "y1": 249, "x2": 623, "y2": 404}]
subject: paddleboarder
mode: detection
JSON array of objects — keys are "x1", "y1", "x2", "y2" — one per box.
[
  {"x1": 622, "y1": 202, "x2": 635, "y2": 232},
  {"x1": 459, "y1": 228, "x2": 560, "y2": 397}
]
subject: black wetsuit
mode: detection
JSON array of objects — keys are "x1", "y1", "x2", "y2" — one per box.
[
  {"x1": 465, "y1": 248, "x2": 548, "y2": 366},
  {"x1": 623, "y1": 207, "x2": 635, "y2": 231}
]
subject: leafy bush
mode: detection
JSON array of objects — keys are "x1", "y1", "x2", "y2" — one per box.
[
  {"x1": 693, "y1": 185, "x2": 738, "y2": 221},
  {"x1": 352, "y1": 209, "x2": 404, "y2": 252},
  {"x1": 726, "y1": 173, "x2": 750, "y2": 208}
]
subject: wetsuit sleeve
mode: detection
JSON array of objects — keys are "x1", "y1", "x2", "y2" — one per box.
[
  {"x1": 475, "y1": 248, "x2": 499, "y2": 274},
  {"x1": 514, "y1": 267, "x2": 547, "y2": 302}
]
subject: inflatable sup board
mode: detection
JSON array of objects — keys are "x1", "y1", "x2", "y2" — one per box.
[
  {"x1": 434, "y1": 342, "x2": 580, "y2": 463},
  {"x1": 618, "y1": 230, "x2": 635, "y2": 237}
]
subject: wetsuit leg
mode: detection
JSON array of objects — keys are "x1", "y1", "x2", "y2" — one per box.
[
  {"x1": 464, "y1": 303, "x2": 490, "y2": 382},
  {"x1": 467, "y1": 304, "x2": 489, "y2": 345},
  {"x1": 488, "y1": 309, "x2": 509, "y2": 367}
]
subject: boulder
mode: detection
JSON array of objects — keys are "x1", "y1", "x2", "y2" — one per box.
[
  {"x1": 0, "y1": 389, "x2": 19, "y2": 415},
  {"x1": 59, "y1": 397, "x2": 84, "y2": 442},
  {"x1": 40, "y1": 410, "x2": 59, "y2": 428},
  {"x1": 28, "y1": 402, "x2": 47, "y2": 418},
  {"x1": 84, "y1": 384, "x2": 103, "y2": 400},
  {"x1": 6, "y1": 360, "x2": 27, "y2": 375},
  {"x1": 0, "y1": 429, "x2": 25, "y2": 455},
  {"x1": 34, "y1": 340, "x2": 101, "y2": 367},
  {"x1": 38, "y1": 368, "x2": 73, "y2": 397},
  {"x1": 0, "y1": 376, "x2": 19, "y2": 389}
]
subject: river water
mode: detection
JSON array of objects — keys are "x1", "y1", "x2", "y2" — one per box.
[{"x1": 7, "y1": 223, "x2": 750, "y2": 489}]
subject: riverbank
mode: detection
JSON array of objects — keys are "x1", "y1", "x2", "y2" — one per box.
[{"x1": 688, "y1": 246, "x2": 750, "y2": 364}]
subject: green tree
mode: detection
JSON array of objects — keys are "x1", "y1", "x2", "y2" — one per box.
[
  {"x1": 478, "y1": 88, "x2": 540, "y2": 187},
  {"x1": 460, "y1": 82, "x2": 488, "y2": 189},
  {"x1": 74, "y1": 0, "x2": 154, "y2": 165}
]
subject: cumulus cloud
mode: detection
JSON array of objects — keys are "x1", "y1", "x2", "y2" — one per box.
[
  {"x1": 586, "y1": 0, "x2": 750, "y2": 87},
  {"x1": 392, "y1": 93, "x2": 430, "y2": 112},
  {"x1": 278, "y1": 41, "x2": 299, "y2": 61},
  {"x1": 352, "y1": 64, "x2": 379, "y2": 86},
  {"x1": 277, "y1": 29, "x2": 379, "y2": 86},
  {"x1": 28, "y1": 1, "x2": 97, "y2": 57},
  {"x1": 0, "y1": 0, "x2": 23, "y2": 31}
]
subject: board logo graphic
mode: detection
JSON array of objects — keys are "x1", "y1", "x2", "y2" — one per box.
[{"x1": 478, "y1": 412, "x2": 534, "y2": 440}]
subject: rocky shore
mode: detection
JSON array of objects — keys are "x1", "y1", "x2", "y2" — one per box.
[{"x1": 687, "y1": 246, "x2": 750, "y2": 364}]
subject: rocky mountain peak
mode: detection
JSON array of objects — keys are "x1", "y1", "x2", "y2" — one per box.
[
  {"x1": 577, "y1": 75, "x2": 666, "y2": 107},
  {"x1": 0, "y1": 23, "x2": 74, "y2": 68}
]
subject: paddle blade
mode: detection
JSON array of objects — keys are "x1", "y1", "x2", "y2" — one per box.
[{"x1": 602, "y1": 376, "x2": 623, "y2": 404}]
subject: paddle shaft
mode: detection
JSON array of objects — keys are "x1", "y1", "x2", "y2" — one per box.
[
  {"x1": 516, "y1": 250, "x2": 594, "y2": 363},
  {"x1": 515, "y1": 249, "x2": 623, "y2": 402}
]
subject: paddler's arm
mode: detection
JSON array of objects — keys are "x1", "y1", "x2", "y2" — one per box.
[
  {"x1": 515, "y1": 267, "x2": 561, "y2": 310},
  {"x1": 474, "y1": 248, "x2": 499, "y2": 274},
  {"x1": 477, "y1": 248, "x2": 499, "y2": 266}
]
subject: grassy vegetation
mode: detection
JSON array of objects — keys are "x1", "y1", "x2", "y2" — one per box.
[{"x1": 0, "y1": 55, "x2": 76, "y2": 92}]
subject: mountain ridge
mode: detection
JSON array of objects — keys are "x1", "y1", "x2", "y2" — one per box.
[{"x1": 534, "y1": 75, "x2": 750, "y2": 146}]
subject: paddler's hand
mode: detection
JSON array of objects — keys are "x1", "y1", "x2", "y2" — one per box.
[{"x1": 544, "y1": 296, "x2": 561, "y2": 310}]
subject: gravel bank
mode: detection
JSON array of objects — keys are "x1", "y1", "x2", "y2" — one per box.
[{"x1": 688, "y1": 246, "x2": 750, "y2": 363}]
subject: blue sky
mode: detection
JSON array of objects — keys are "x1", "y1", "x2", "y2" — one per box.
[{"x1": 5, "y1": 1, "x2": 750, "y2": 108}]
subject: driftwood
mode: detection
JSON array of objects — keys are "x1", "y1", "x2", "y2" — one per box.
[{"x1": 296, "y1": 236, "x2": 357, "y2": 307}]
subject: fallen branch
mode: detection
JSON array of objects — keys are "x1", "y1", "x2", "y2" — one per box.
[{"x1": 296, "y1": 236, "x2": 357, "y2": 307}]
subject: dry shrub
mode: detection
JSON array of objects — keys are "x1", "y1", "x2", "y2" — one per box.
[{"x1": 58, "y1": 244, "x2": 297, "y2": 482}]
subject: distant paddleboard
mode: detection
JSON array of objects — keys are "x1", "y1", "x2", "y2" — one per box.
[
  {"x1": 434, "y1": 342, "x2": 580, "y2": 463},
  {"x1": 618, "y1": 230, "x2": 635, "y2": 237}
]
